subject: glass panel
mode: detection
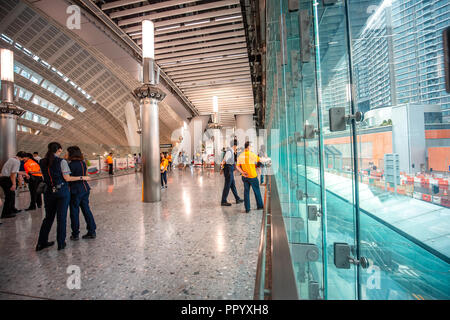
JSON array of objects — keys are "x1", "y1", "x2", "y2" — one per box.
[
  {"x1": 348, "y1": 0, "x2": 450, "y2": 299},
  {"x1": 21, "y1": 111, "x2": 49, "y2": 126},
  {"x1": 48, "y1": 121, "x2": 62, "y2": 130},
  {"x1": 313, "y1": 0, "x2": 359, "y2": 300},
  {"x1": 265, "y1": 0, "x2": 327, "y2": 299}
]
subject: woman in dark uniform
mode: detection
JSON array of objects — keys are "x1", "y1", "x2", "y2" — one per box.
[
  {"x1": 67, "y1": 146, "x2": 96, "y2": 240},
  {"x1": 36, "y1": 142, "x2": 91, "y2": 251}
]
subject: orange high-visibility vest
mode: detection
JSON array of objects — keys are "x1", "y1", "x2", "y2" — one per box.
[{"x1": 24, "y1": 159, "x2": 42, "y2": 177}]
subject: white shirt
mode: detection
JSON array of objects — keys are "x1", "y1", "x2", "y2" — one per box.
[
  {"x1": 223, "y1": 148, "x2": 235, "y2": 165},
  {"x1": 1, "y1": 157, "x2": 20, "y2": 177}
]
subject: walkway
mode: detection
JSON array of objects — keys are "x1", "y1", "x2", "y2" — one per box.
[{"x1": 0, "y1": 168, "x2": 263, "y2": 299}]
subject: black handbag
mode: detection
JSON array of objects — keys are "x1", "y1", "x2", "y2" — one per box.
[{"x1": 36, "y1": 181, "x2": 47, "y2": 194}]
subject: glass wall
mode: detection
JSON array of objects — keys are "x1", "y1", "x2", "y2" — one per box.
[{"x1": 265, "y1": 0, "x2": 450, "y2": 300}]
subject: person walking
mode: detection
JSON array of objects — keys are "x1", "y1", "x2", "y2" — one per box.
[
  {"x1": 166, "y1": 153, "x2": 172, "y2": 172},
  {"x1": 36, "y1": 142, "x2": 91, "y2": 251},
  {"x1": 133, "y1": 154, "x2": 138, "y2": 172},
  {"x1": 23, "y1": 153, "x2": 43, "y2": 211},
  {"x1": 137, "y1": 153, "x2": 142, "y2": 172},
  {"x1": 177, "y1": 152, "x2": 183, "y2": 169},
  {"x1": 106, "y1": 152, "x2": 114, "y2": 175},
  {"x1": 258, "y1": 144, "x2": 267, "y2": 185},
  {"x1": 67, "y1": 146, "x2": 96, "y2": 241},
  {"x1": 220, "y1": 139, "x2": 244, "y2": 206},
  {"x1": 236, "y1": 141, "x2": 264, "y2": 213},
  {"x1": 160, "y1": 153, "x2": 168, "y2": 189},
  {"x1": 0, "y1": 151, "x2": 27, "y2": 219}
]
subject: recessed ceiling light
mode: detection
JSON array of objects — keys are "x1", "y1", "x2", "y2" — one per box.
[
  {"x1": 185, "y1": 19, "x2": 210, "y2": 27},
  {"x1": 156, "y1": 24, "x2": 181, "y2": 31},
  {"x1": 215, "y1": 15, "x2": 242, "y2": 22}
]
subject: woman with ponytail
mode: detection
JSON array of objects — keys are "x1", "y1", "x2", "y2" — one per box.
[{"x1": 36, "y1": 142, "x2": 91, "y2": 251}]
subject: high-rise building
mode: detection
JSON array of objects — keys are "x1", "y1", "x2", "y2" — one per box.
[{"x1": 353, "y1": 0, "x2": 450, "y2": 121}]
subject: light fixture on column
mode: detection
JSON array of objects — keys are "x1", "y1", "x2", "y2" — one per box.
[
  {"x1": 208, "y1": 95, "x2": 222, "y2": 129},
  {"x1": 142, "y1": 20, "x2": 154, "y2": 60},
  {"x1": 0, "y1": 48, "x2": 25, "y2": 168},
  {"x1": 1, "y1": 49, "x2": 14, "y2": 82},
  {"x1": 133, "y1": 20, "x2": 166, "y2": 203}
]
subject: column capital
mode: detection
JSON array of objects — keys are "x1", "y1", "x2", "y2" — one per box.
[
  {"x1": 0, "y1": 102, "x2": 25, "y2": 116},
  {"x1": 133, "y1": 84, "x2": 166, "y2": 102}
]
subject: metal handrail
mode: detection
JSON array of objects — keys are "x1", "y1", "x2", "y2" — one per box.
[
  {"x1": 270, "y1": 177, "x2": 299, "y2": 300},
  {"x1": 253, "y1": 175, "x2": 299, "y2": 300},
  {"x1": 253, "y1": 175, "x2": 270, "y2": 299}
]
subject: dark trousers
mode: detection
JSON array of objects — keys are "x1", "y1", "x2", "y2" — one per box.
[
  {"x1": 161, "y1": 171, "x2": 167, "y2": 186},
  {"x1": 242, "y1": 176, "x2": 264, "y2": 212},
  {"x1": 27, "y1": 176, "x2": 43, "y2": 209},
  {"x1": 221, "y1": 165, "x2": 241, "y2": 203},
  {"x1": 108, "y1": 164, "x2": 113, "y2": 175},
  {"x1": 37, "y1": 186, "x2": 70, "y2": 247},
  {"x1": 70, "y1": 190, "x2": 96, "y2": 236},
  {"x1": 0, "y1": 177, "x2": 15, "y2": 217}
]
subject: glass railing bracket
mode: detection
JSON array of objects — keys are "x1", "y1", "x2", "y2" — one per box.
[
  {"x1": 288, "y1": 0, "x2": 299, "y2": 12},
  {"x1": 329, "y1": 107, "x2": 364, "y2": 132},
  {"x1": 304, "y1": 124, "x2": 319, "y2": 139},
  {"x1": 296, "y1": 189, "x2": 306, "y2": 200},
  {"x1": 309, "y1": 281, "x2": 321, "y2": 300},
  {"x1": 291, "y1": 243, "x2": 319, "y2": 283},
  {"x1": 308, "y1": 205, "x2": 321, "y2": 221},
  {"x1": 334, "y1": 242, "x2": 369, "y2": 269}
]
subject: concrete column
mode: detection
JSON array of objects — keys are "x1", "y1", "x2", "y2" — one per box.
[
  {"x1": 188, "y1": 115, "x2": 210, "y2": 161},
  {"x1": 0, "y1": 113, "x2": 17, "y2": 169},
  {"x1": 212, "y1": 129, "x2": 222, "y2": 172},
  {"x1": 235, "y1": 114, "x2": 254, "y2": 131},
  {"x1": 124, "y1": 101, "x2": 140, "y2": 149},
  {"x1": 141, "y1": 97, "x2": 160, "y2": 202},
  {"x1": 235, "y1": 114, "x2": 256, "y2": 150}
]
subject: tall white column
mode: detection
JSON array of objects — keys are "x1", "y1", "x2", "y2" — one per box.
[
  {"x1": 134, "y1": 19, "x2": 166, "y2": 203},
  {"x1": 141, "y1": 97, "x2": 160, "y2": 202},
  {"x1": 188, "y1": 115, "x2": 210, "y2": 161},
  {"x1": 124, "y1": 101, "x2": 140, "y2": 149}
]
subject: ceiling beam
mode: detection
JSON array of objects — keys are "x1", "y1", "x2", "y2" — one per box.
[
  {"x1": 164, "y1": 57, "x2": 248, "y2": 72},
  {"x1": 162, "y1": 56, "x2": 247, "y2": 70},
  {"x1": 123, "y1": 7, "x2": 242, "y2": 33},
  {"x1": 117, "y1": 0, "x2": 239, "y2": 27},
  {"x1": 187, "y1": 91, "x2": 253, "y2": 99},
  {"x1": 155, "y1": 37, "x2": 246, "y2": 55},
  {"x1": 157, "y1": 44, "x2": 246, "y2": 61},
  {"x1": 132, "y1": 19, "x2": 243, "y2": 39},
  {"x1": 178, "y1": 76, "x2": 251, "y2": 87},
  {"x1": 101, "y1": 0, "x2": 146, "y2": 10},
  {"x1": 109, "y1": 0, "x2": 198, "y2": 19},
  {"x1": 179, "y1": 78, "x2": 252, "y2": 89},
  {"x1": 170, "y1": 66, "x2": 250, "y2": 79},
  {"x1": 151, "y1": 30, "x2": 245, "y2": 48},
  {"x1": 174, "y1": 71, "x2": 250, "y2": 83},
  {"x1": 158, "y1": 48, "x2": 247, "y2": 64},
  {"x1": 182, "y1": 82, "x2": 253, "y2": 92}
]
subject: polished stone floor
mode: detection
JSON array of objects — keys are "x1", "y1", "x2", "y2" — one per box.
[{"x1": 0, "y1": 168, "x2": 264, "y2": 300}]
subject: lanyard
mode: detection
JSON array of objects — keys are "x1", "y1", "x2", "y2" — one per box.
[{"x1": 81, "y1": 161, "x2": 87, "y2": 191}]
